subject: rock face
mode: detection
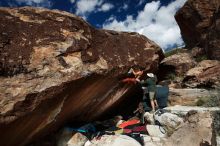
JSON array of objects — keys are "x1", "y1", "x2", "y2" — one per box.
[
  {"x1": 160, "y1": 52, "x2": 196, "y2": 76},
  {"x1": 158, "y1": 52, "x2": 197, "y2": 88},
  {"x1": 169, "y1": 88, "x2": 219, "y2": 106},
  {"x1": 191, "y1": 47, "x2": 206, "y2": 58},
  {"x1": 165, "y1": 105, "x2": 220, "y2": 116},
  {"x1": 175, "y1": 0, "x2": 220, "y2": 60},
  {"x1": 159, "y1": 50, "x2": 220, "y2": 88},
  {"x1": 164, "y1": 111, "x2": 216, "y2": 146},
  {"x1": 184, "y1": 60, "x2": 220, "y2": 88},
  {"x1": 0, "y1": 7, "x2": 164, "y2": 146}
]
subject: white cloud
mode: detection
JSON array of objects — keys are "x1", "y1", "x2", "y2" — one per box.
[
  {"x1": 75, "y1": 0, "x2": 113, "y2": 18},
  {"x1": 76, "y1": 0, "x2": 100, "y2": 15},
  {"x1": 106, "y1": 15, "x2": 116, "y2": 22},
  {"x1": 70, "y1": 0, "x2": 75, "y2": 3},
  {"x1": 122, "y1": 3, "x2": 128, "y2": 10},
  {"x1": 98, "y1": 3, "x2": 114, "y2": 12},
  {"x1": 15, "y1": 0, "x2": 52, "y2": 7},
  {"x1": 117, "y1": 3, "x2": 128, "y2": 12},
  {"x1": 103, "y1": 0, "x2": 187, "y2": 50},
  {"x1": 137, "y1": 0, "x2": 145, "y2": 6}
]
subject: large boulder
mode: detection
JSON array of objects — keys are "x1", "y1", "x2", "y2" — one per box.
[
  {"x1": 191, "y1": 47, "x2": 206, "y2": 58},
  {"x1": 164, "y1": 111, "x2": 217, "y2": 146},
  {"x1": 89, "y1": 135, "x2": 142, "y2": 146},
  {"x1": 0, "y1": 7, "x2": 164, "y2": 146},
  {"x1": 184, "y1": 60, "x2": 220, "y2": 88},
  {"x1": 160, "y1": 52, "x2": 196, "y2": 76},
  {"x1": 158, "y1": 52, "x2": 197, "y2": 88},
  {"x1": 154, "y1": 112, "x2": 183, "y2": 135},
  {"x1": 175, "y1": 0, "x2": 220, "y2": 60}
]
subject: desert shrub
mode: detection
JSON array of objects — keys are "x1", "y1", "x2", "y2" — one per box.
[
  {"x1": 213, "y1": 111, "x2": 220, "y2": 136},
  {"x1": 195, "y1": 55, "x2": 208, "y2": 62},
  {"x1": 164, "y1": 48, "x2": 185, "y2": 57},
  {"x1": 204, "y1": 95, "x2": 220, "y2": 107},
  {"x1": 196, "y1": 95, "x2": 220, "y2": 107},
  {"x1": 196, "y1": 98, "x2": 206, "y2": 106},
  {"x1": 165, "y1": 73, "x2": 176, "y2": 80}
]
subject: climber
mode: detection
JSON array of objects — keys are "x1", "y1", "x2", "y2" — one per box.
[
  {"x1": 133, "y1": 102, "x2": 145, "y2": 124},
  {"x1": 121, "y1": 66, "x2": 143, "y2": 84},
  {"x1": 139, "y1": 73, "x2": 158, "y2": 112},
  {"x1": 130, "y1": 67, "x2": 143, "y2": 82},
  {"x1": 122, "y1": 68, "x2": 158, "y2": 112}
]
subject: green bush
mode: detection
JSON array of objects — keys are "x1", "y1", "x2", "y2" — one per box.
[
  {"x1": 204, "y1": 95, "x2": 220, "y2": 107},
  {"x1": 213, "y1": 111, "x2": 220, "y2": 136},
  {"x1": 165, "y1": 73, "x2": 176, "y2": 80},
  {"x1": 164, "y1": 48, "x2": 185, "y2": 57},
  {"x1": 196, "y1": 97, "x2": 207, "y2": 106},
  {"x1": 196, "y1": 95, "x2": 220, "y2": 107}
]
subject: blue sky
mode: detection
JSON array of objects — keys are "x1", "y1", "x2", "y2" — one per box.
[{"x1": 0, "y1": 0, "x2": 187, "y2": 51}]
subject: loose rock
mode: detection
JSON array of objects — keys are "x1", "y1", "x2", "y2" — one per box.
[{"x1": 67, "y1": 132, "x2": 88, "y2": 146}]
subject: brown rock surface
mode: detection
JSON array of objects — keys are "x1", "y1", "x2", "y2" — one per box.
[
  {"x1": 184, "y1": 60, "x2": 220, "y2": 88},
  {"x1": 0, "y1": 7, "x2": 164, "y2": 146},
  {"x1": 191, "y1": 47, "x2": 206, "y2": 58},
  {"x1": 175, "y1": 0, "x2": 220, "y2": 60},
  {"x1": 160, "y1": 52, "x2": 196, "y2": 76},
  {"x1": 164, "y1": 111, "x2": 216, "y2": 146}
]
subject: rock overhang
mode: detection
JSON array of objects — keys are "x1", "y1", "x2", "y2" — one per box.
[{"x1": 0, "y1": 7, "x2": 164, "y2": 146}]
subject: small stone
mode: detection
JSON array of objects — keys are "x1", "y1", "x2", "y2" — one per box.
[
  {"x1": 67, "y1": 132, "x2": 88, "y2": 146},
  {"x1": 144, "y1": 112, "x2": 154, "y2": 124}
]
